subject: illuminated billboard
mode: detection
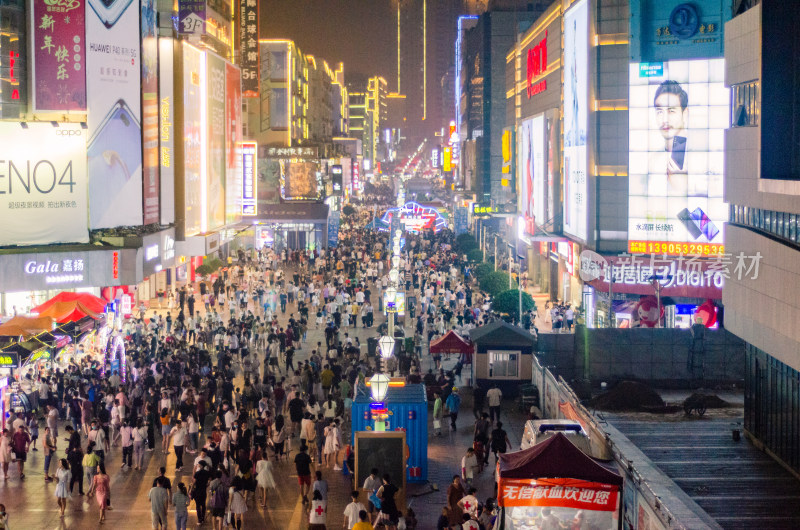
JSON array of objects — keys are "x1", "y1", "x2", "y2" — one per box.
[
  {"x1": 281, "y1": 161, "x2": 321, "y2": 201},
  {"x1": 563, "y1": 0, "x2": 588, "y2": 241},
  {"x1": 518, "y1": 114, "x2": 544, "y2": 236},
  {"x1": 628, "y1": 59, "x2": 728, "y2": 256}
]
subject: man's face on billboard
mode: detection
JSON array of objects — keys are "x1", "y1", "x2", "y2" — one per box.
[{"x1": 655, "y1": 92, "x2": 688, "y2": 141}]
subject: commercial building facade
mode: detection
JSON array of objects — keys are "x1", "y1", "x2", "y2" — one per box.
[{"x1": 724, "y1": 1, "x2": 800, "y2": 477}]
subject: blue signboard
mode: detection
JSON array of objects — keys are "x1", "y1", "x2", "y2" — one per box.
[{"x1": 327, "y1": 211, "x2": 341, "y2": 248}]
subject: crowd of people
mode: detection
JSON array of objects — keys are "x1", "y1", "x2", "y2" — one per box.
[{"x1": 2, "y1": 198, "x2": 538, "y2": 530}]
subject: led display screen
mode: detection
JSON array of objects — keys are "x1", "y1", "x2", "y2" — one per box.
[{"x1": 628, "y1": 58, "x2": 728, "y2": 256}]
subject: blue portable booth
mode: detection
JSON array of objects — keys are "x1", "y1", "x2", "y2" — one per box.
[{"x1": 351, "y1": 383, "x2": 428, "y2": 483}]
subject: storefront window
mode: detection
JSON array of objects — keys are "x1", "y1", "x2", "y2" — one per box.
[
  {"x1": 790, "y1": 215, "x2": 797, "y2": 242},
  {"x1": 488, "y1": 351, "x2": 519, "y2": 378}
]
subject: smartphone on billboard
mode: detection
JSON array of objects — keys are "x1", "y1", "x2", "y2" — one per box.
[
  {"x1": 691, "y1": 207, "x2": 720, "y2": 241},
  {"x1": 671, "y1": 136, "x2": 687, "y2": 171},
  {"x1": 677, "y1": 208, "x2": 703, "y2": 239},
  {"x1": 88, "y1": 99, "x2": 142, "y2": 224},
  {"x1": 88, "y1": 0, "x2": 134, "y2": 28}
]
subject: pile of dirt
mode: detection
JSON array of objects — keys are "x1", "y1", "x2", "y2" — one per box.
[
  {"x1": 590, "y1": 381, "x2": 665, "y2": 412},
  {"x1": 685, "y1": 393, "x2": 732, "y2": 408}
]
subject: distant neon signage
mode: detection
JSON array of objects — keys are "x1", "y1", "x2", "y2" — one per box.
[
  {"x1": 379, "y1": 201, "x2": 447, "y2": 234},
  {"x1": 526, "y1": 31, "x2": 548, "y2": 98}
]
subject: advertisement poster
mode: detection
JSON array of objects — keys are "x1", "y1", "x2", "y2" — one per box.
[
  {"x1": 628, "y1": 59, "x2": 728, "y2": 256},
  {"x1": 327, "y1": 210, "x2": 340, "y2": 248},
  {"x1": 206, "y1": 52, "x2": 226, "y2": 231},
  {"x1": 225, "y1": 63, "x2": 243, "y2": 225},
  {"x1": 31, "y1": 0, "x2": 87, "y2": 112},
  {"x1": 183, "y1": 44, "x2": 203, "y2": 236},
  {"x1": 239, "y1": 0, "x2": 259, "y2": 96},
  {"x1": 86, "y1": 0, "x2": 142, "y2": 228},
  {"x1": 141, "y1": 0, "x2": 159, "y2": 225},
  {"x1": 563, "y1": 0, "x2": 588, "y2": 241},
  {"x1": 282, "y1": 161, "x2": 319, "y2": 200},
  {"x1": 258, "y1": 159, "x2": 281, "y2": 205},
  {"x1": 158, "y1": 38, "x2": 175, "y2": 225},
  {"x1": 518, "y1": 114, "x2": 545, "y2": 236},
  {"x1": 0, "y1": 122, "x2": 89, "y2": 245}
]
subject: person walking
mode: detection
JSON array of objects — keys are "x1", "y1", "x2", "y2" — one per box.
[
  {"x1": 11, "y1": 425, "x2": 30, "y2": 479},
  {"x1": 486, "y1": 384, "x2": 503, "y2": 424},
  {"x1": 0, "y1": 429, "x2": 11, "y2": 480},
  {"x1": 87, "y1": 463, "x2": 111, "y2": 524},
  {"x1": 255, "y1": 453, "x2": 276, "y2": 508},
  {"x1": 168, "y1": 419, "x2": 187, "y2": 472},
  {"x1": 191, "y1": 461, "x2": 211, "y2": 524},
  {"x1": 82, "y1": 443, "x2": 101, "y2": 490},
  {"x1": 149, "y1": 476, "x2": 169, "y2": 530},
  {"x1": 55, "y1": 459, "x2": 72, "y2": 517},
  {"x1": 294, "y1": 444, "x2": 314, "y2": 504},
  {"x1": 490, "y1": 421, "x2": 512, "y2": 463},
  {"x1": 172, "y1": 482, "x2": 190, "y2": 530},
  {"x1": 432, "y1": 392, "x2": 443, "y2": 436},
  {"x1": 227, "y1": 480, "x2": 247, "y2": 530},
  {"x1": 133, "y1": 419, "x2": 147, "y2": 470},
  {"x1": 445, "y1": 387, "x2": 461, "y2": 431}
]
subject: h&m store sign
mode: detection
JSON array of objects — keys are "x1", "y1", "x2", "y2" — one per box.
[{"x1": 526, "y1": 31, "x2": 547, "y2": 98}]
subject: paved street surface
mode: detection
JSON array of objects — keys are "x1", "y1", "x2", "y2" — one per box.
[
  {"x1": 607, "y1": 412, "x2": 800, "y2": 530},
  {"x1": 1, "y1": 295, "x2": 528, "y2": 529}
]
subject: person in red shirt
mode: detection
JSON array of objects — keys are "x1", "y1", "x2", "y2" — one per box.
[{"x1": 12, "y1": 425, "x2": 31, "y2": 478}]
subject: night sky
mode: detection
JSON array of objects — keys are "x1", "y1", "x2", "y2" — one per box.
[{"x1": 260, "y1": 0, "x2": 397, "y2": 82}]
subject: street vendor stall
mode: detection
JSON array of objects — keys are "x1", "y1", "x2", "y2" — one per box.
[
  {"x1": 32, "y1": 292, "x2": 107, "y2": 316},
  {"x1": 469, "y1": 320, "x2": 537, "y2": 397},
  {"x1": 430, "y1": 330, "x2": 473, "y2": 363},
  {"x1": 496, "y1": 432, "x2": 623, "y2": 530}
]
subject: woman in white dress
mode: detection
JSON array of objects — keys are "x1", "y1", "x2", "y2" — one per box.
[
  {"x1": 0, "y1": 428, "x2": 12, "y2": 480},
  {"x1": 322, "y1": 420, "x2": 340, "y2": 469},
  {"x1": 227, "y1": 481, "x2": 247, "y2": 528},
  {"x1": 55, "y1": 458, "x2": 72, "y2": 517},
  {"x1": 255, "y1": 453, "x2": 276, "y2": 507}
]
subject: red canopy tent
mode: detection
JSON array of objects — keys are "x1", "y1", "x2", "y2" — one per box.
[
  {"x1": 32, "y1": 292, "x2": 107, "y2": 316},
  {"x1": 35, "y1": 301, "x2": 101, "y2": 323},
  {"x1": 497, "y1": 433, "x2": 622, "y2": 529},
  {"x1": 429, "y1": 330, "x2": 473, "y2": 363}
]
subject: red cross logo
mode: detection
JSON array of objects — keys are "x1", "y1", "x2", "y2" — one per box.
[
  {"x1": 464, "y1": 501, "x2": 471, "y2": 511},
  {"x1": 315, "y1": 504, "x2": 325, "y2": 516}
]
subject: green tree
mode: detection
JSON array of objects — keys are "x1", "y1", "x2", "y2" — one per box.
[
  {"x1": 492, "y1": 289, "x2": 535, "y2": 321},
  {"x1": 480, "y1": 271, "x2": 517, "y2": 297},
  {"x1": 474, "y1": 262, "x2": 494, "y2": 281},
  {"x1": 467, "y1": 249, "x2": 484, "y2": 263},
  {"x1": 455, "y1": 233, "x2": 479, "y2": 253},
  {"x1": 342, "y1": 205, "x2": 356, "y2": 216}
]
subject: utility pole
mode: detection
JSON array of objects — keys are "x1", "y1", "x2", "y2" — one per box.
[{"x1": 494, "y1": 236, "x2": 497, "y2": 271}]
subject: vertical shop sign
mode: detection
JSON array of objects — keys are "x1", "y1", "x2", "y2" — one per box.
[
  {"x1": 225, "y1": 63, "x2": 243, "y2": 224},
  {"x1": 86, "y1": 0, "x2": 143, "y2": 228},
  {"x1": 241, "y1": 142, "x2": 256, "y2": 215},
  {"x1": 31, "y1": 0, "x2": 87, "y2": 112},
  {"x1": 239, "y1": 0, "x2": 259, "y2": 96},
  {"x1": 141, "y1": 0, "x2": 159, "y2": 224}
]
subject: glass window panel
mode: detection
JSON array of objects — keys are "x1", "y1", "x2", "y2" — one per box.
[
  {"x1": 778, "y1": 212, "x2": 785, "y2": 238},
  {"x1": 790, "y1": 215, "x2": 797, "y2": 242}
]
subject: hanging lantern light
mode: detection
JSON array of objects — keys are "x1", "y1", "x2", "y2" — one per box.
[
  {"x1": 392, "y1": 255, "x2": 401, "y2": 269},
  {"x1": 389, "y1": 269, "x2": 399, "y2": 284},
  {"x1": 378, "y1": 335, "x2": 396, "y2": 359},
  {"x1": 370, "y1": 373, "x2": 390, "y2": 402}
]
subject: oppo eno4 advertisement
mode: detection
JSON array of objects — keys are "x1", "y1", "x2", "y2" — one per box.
[{"x1": 628, "y1": 58, "x2": 729, "y2": 256}]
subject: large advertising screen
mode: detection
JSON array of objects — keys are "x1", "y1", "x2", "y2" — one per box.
[
  {"x1": 206, "y1": 52, "x2": 226, "y2": 231},
  {"x1": 0, "y1": 122, "x2": 89, "y2": 245},
  {"x1": 159, "y1": 38, "x2": 175, "y2": 225},
  {"x1": 31, "y1": 0, "x2": 86, "y2": 112},
  {"x1": 183, "y1": 44, "x2": 203, "y2": 236},
  {"x1": 142, "y1": 0, "x2": 160, "y2": 225},
  {"x1": 518, "y1": 114, "x2": 544, "y2": 236},
  {"x1": 563, "y1": 0, "x2": 589, "y2": 241},
  {"x1": 628, "y1": 59, "x2": 728, "y2": 256},
  {"x1": 86, "y1": 0, "x2": 142, "y2": 228},
  {"x1": 281, "y1": 161, "x2": 320, "y2": 201}
]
